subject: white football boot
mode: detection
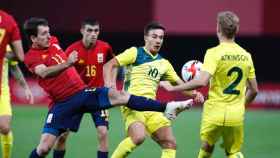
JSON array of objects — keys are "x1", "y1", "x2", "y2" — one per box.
[{"x1": 165, "y1": 99, "x2": 194, "y2": 120}]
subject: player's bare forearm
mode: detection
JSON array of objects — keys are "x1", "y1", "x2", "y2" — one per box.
[
  {"x1": 103, "y1": 58, "x2": 119, "y2": 88},
  {"x1": 245, "y1": 89, "x2": 258, "y2": 105},
  {"x1": 35, "y1": 62, "x2": 70, "y2": 78},
  {"x1": 245, "y1": 78, "x2": 258, "y2": 105},
  {"x1": 10, "y1": 65, "x2": 29, "y2": 89},
  {"x1": 11, "y1": 40, "x2": 25, "y2": 62}
]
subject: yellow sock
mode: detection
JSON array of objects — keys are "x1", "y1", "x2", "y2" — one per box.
[
  {"x1": 1, "y1": 132, "x2": 13, "y2": 158},
  {"x1": 111, "y1": 137, "x2": 136, "y2": 158},
  {"x1": 198, "y1": 148, "x2": 211, "y2": 158},
  {"x1": 161, "y1": 149, "x2": 176, "y2": 158},
  {"x1": 228, "y1": 152, "x2": 244, "y2": 158}
]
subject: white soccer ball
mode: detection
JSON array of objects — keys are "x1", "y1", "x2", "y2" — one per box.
[{"x1": 181, "y1": 60, "x2": 202, "y2": 82}]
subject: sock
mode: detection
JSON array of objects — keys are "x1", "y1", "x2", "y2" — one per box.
[
  {"x1": 53, "y1": 150, "x2": 65, "y2": 158},
  {"x1": 228, "y1": 152, "x2": 244, "y2": 158},
  {"x1": 98, "y1": 150, "x2": 108, "y2": 158},
  {"x1": 161, "y1": 149, "x2": 176, "y2": 158},
  {"x1": 1, "y1": 132, "x2": 13, "y2": 158},
  {"x1": 198, "y1": 149, "x2": 211, "y2": 158},
  {"x1": 29, "y1": 149, "x2": 44, "y2": 158},
  {"x1": 127, "y1": 95, "x2": 166, "y2": 112},
  {"x1": 111, "y1": 137, "x2": 137, "y2": 158}
]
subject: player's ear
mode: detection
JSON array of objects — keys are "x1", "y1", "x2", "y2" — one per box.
[
  {"x1": 80, "y1": 28, "x2": 84, "y2": 35},
  {"x1": 30, "y1": 35, "x2": 37, "y2": 43}
]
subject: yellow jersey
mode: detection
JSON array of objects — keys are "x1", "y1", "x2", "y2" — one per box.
[
  {"x1": 116, "y1": 47, "x2": 180, "y2": 99},
  {"x1": 201, "y1": 42, "x2": 256, "y2": 126}
]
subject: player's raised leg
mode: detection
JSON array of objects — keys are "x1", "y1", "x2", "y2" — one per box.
[{"x1": 102, "y1": 88, "x2": 193, "y2": 120}]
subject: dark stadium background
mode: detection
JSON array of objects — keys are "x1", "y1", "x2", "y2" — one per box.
[{"x1": 1, "y1": 1, "x2": 280, "y2": 157}]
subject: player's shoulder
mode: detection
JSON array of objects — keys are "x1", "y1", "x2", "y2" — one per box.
[
  {"x1": 0, "y1": 10, "x2": 16, "y2": 25},
  {"x1": 96, "y1": 40, "x2": 112, "y2": 48},
  {"x1": 25, "y1": 48, "x2": 41, "y2": 62}
]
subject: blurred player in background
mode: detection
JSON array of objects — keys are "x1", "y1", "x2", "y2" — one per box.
[
  {"x1": 0, "y1": 45, "x2": 33, "y2": 158},
  {"x1": 0, "y1": 10, "x2": 29, "y2": 158},
  {"x1": 23, "y1": 17, "x2": 193, "y2": 158},
  {"x1": 53, "y1": 19, "x2": 114, "y2": 158},
  {"x1": 104, "y1": 21, "x2": 204, "y2": 158},
  {"x1": 160, "y1": 11, "x2": 258, "y2": 158}
]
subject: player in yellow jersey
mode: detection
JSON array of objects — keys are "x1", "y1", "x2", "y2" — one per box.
[
  {"x1": 0, "y1": 45, "x2": 33, "y2": 158},
  {"x1": 104, "y1": 22, "x2": 204, "y2": 158},
  {"x1": 160, "y1": 11, "x2": 259, "y2": 158}
]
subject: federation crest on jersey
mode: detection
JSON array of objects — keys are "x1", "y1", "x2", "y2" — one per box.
[{"x1": 97, "y1": 53, "x2": 103, "y2": 63}]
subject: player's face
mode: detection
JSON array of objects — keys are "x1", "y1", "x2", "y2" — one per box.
[
  {"x1": 81, "y1": 24, "x2": 100, "y2": 47},
  {"x1": 32, "y1": 25, "x2": 51, "y2": 48},
  {"x1": 144, "y1": 29, "x2": 164, "y2": 54}
]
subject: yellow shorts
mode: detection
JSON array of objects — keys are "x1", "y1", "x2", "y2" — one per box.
[
  {"x1": 200, "y1": 120, "x2": 243, "y2": 154},
  {"x1": 121, "y1": 107, "x2": 171, "y2": 135},
  {"x1": 0, "y1": 89, "x2": 12, "y2": 116}
]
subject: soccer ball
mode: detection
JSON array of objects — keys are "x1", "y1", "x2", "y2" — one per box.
[{"x1": 181, "y1": 60, "x2": 202, "y2": 82}]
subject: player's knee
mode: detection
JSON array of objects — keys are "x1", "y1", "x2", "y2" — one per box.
[
  {"x1": 38, "y1": 144, "x2": 52, "y2": 156},
  {"x1": 131, "y1": 135, "x2": 146, "y2": 145},
  {"x1": 97, "y1": 128, "x2": 108, "y2": 141},
  {"x1": 0, "y1": 124, "x2": 11, "y2": 135}
]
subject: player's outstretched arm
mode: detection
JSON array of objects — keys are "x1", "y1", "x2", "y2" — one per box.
[
  {"x1": 103, "y1": 57, "x2": 119, "y2": 89},
  {"x1": 34, "y1": 51, "x2": 78, "y2": 78},
  {"x1": 245, "y1": 78, "x2": 258, "y2": 105},
  {"x1": 160, "y1": 71, "x2": 211, "y2": 91}
]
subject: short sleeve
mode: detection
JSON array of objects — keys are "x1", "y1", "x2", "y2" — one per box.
[
  {"x1": 9, "y1": 15, "x2": 21, "y2": 42},
  {"x1": 116, "y1": 47, "x2": 137, "y2": 66},
  {"x1": 162, "y1": 60, "x2": 180, "y2": 83},
  {"x1": 201, "y1": 49, "x2": 218, "y2": 75},
  {"x1": 248, "y1": 54, "x2": 256, "y2": 79}
]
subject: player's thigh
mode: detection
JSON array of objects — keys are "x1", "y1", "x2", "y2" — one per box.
[
  {"x1": 107, "y1": 88, "x2": 130, "y2": 106},
  {"x1": 0, "y1": 92, "x2": 12, "y2": 116},
  {"x1": 146, "y1": 112, "x2": 171, "y2": 135},
  {"x1": 91, "y1": 110, "x2": 109, "y2": 129},
  {"x1": 222, "y1": 125, "x2": 244, "y2": 154},
  {"x1": 121, "y1": 107, "x2": 146, "y2": 133},
  {"x1": 200, "y1": 121, "x2": 223, "y2": 146}
]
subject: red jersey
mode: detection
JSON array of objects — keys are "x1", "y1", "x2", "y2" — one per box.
[
  {"x1": 65, "y1": 40, "x2": 113, "y2": 87},
  {"x1": 0, "y1": 10, "x2": 21, "y2": 93},
  {"x1": 24, "y1": 42, "x2": 86, "y2": 103}
]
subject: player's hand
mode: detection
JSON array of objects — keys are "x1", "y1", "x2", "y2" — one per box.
[
  {"x1": 159, "y1": 81, "x2": 174, "y2": 91},
  {"x1": 67, "y1": 50, "x2": 78, "y2": 66},
  {"x1": 24, "y1": 87, "x2": 34, "y2": 104},
  {"x1": 192, "y1": 90, "x2": 204, "y2": 104},
  {"x1": 105, "y1": 81, "x2": 117, "y2": 89}
]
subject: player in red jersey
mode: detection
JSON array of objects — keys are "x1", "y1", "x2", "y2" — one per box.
[
  {"x1": 53, "y1": 19, "x2": 114, "y2": 158},
  {"x1": 23, "y1": 17, "x2": 194, "y2": 158},
  {"x1": 0, "y1": 10, "x2": 26, "y2": 158}
]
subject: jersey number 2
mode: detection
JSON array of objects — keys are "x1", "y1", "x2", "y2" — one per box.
[{"x1": 223, "y1": 67, "x2": 243, "y2": 95}]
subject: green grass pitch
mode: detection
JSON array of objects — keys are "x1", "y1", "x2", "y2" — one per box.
[{"x1": 8, "y1": 106, "x2": 280, "y2": 158}]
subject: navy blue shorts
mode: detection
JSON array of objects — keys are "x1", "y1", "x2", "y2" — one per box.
[
  {"x1": 42, "y1": 87, "x2": 111, "y2": 136},
  {"x1": 70, "y1": 109, "x2": 109, "y2": 131}
]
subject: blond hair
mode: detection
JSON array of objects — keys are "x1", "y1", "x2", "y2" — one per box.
[{"x1": 217, "y1": 11, "x2": 239, "y2": 39}]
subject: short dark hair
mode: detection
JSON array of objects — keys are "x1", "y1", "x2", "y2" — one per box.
[
  {"x1": 81, "y1": 18, "x2": 100, "y2": 28},
  {"x1": 217, "y1": 11, "x2": 239, "y2": 39},
  {"x1": 144, "y1": 21, "x2": 165, "y2": 35},
  {"x1": 23, "y1": 17, "x2": 48, "y2": 38}
]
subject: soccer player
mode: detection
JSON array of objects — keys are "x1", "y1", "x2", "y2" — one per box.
[
  {"x1": 104, "y1": 21, "x2": 204, "y2": 158},
  {"x1": 53, "y1": 19, "x2": 114, "y2": 158},
  {"x1": 160, "y1": 11, "x2": 258, "y2": 158},
  {"x1": 23, "y1": 17, "x2": 194, "y2": 158},
  {"x1": 0, "y1": 10, "x2": 27, "y2": 158}
]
